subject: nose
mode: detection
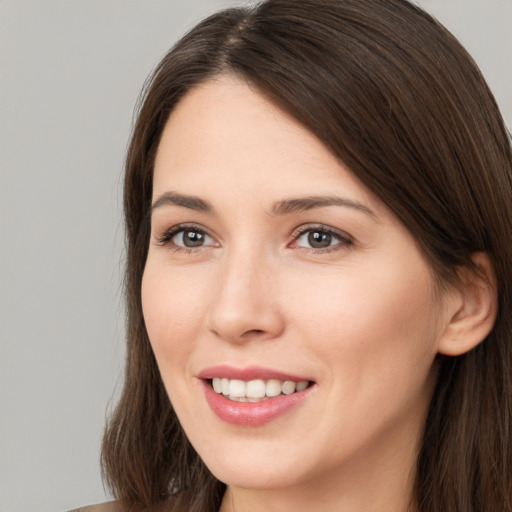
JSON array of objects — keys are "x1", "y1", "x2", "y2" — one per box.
[{"x1": 207, "y1": 247, "x2": 285, "y2": 344}]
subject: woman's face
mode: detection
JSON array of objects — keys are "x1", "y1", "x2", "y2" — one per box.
[{"x1": 142, "y1": 76, "x2": 452, "y2": 499}]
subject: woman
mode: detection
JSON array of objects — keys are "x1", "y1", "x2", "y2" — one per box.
[{"x1": 86, "y1": 0, "x2": 512, "y2": 510}]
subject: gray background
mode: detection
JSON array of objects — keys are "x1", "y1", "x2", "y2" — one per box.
[{"x1": 0, "y1": 1, "x2": 510, "y2": 511}]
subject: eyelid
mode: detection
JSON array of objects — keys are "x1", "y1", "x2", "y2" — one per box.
[{"x1": 154, "y1": 222, "x2": 352, "y2": 253}]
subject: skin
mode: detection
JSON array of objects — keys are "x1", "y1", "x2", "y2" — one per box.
[{"x1": 142, "y1": 76, "x2": 464, "y2": 512}]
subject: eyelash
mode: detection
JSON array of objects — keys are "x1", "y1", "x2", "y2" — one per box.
[
  {"x1": 155, "y1": 223, "x2": 353, "y2": 254},
  {"x1": 155, "y1": 223, "x2": 213, "y2": 251},
  {"x1": 290, "y1": 224, "x2": 353, "y2": 253}
]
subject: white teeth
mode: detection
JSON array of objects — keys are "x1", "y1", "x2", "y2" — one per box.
[
  {"x1": 246, "y1": 379, "x2": 266, "y2": 398},
  {"x1": 212, "y1": 378, "x2": 222, "y2": 393},
  {"x1": 281, "y1": 381, "x2": 296, "y2": 395},
  {"x1": 296, "y1": 380, "x2": 309, "y2": 392},
  {"x1": 211, "y1": 377, "x2": 310, "y2": 400},
  {"x1": 266, "y1": 379, "x2": 282, "y2": 397},
  {"x1": 229, "y1": 396, "x2": 247, "y2": 402},
  {"x1": 221, "y1": 378, "x2": 230, "y2": 395},
  {"x1": 228, "y1": 379, "x2": 246, "y2": 397}
]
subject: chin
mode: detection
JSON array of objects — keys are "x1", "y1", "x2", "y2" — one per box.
[
  {"x1": 193, "y1": 434, "x2": 320, "y2": 491},
  {"x1": 207, "y1": 459, "x2": 304, "y2": 491}
]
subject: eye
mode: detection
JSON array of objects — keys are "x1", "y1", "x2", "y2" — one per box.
[
  {"x1": 173, "y1": 229, "x2": 214, "y2": 248},
  {"x1": 292, "y1": 225, "x2": 352, "y2": 251},
  {"x1": 298, "y1": 230, "x2": 335, "y2": 249},
  {"x1": 156, "y1": 225, "x2": 217, "y2": 249}
]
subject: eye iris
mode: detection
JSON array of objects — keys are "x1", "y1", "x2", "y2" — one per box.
[
  {"x1": 183, "y1": 230, "x2": 205, "y2": 247},
  {"x1": 308, "y1": 231, "x2": 331, "y2": 248}
]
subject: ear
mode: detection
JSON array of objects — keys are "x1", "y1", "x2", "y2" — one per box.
[{"x1": 438, "y1": 252, "x2": 498, "y2": 357}]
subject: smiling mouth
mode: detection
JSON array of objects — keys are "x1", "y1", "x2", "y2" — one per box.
[{"x1": 209, "y1": 377, "x2": 313, "y2": 402}]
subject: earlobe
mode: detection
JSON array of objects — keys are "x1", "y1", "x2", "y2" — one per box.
[{"x1": 438, "y1": 252, "x2": 498, "y2": 357}]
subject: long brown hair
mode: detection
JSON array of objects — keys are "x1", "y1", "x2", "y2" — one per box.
[{"x1": 101, "y1": 1, "x2": 512, "y2": 510}]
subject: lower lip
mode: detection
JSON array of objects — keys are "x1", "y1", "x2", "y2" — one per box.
[{"x1": 201, "y1": 380, "x2": 314, "y2": 426}]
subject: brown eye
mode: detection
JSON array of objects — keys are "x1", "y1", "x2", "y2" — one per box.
[
  {"x1": 307, "y1": 231, "x2": 332, "y2": 248},
  {"x1": 294, "y1": 226, "x2": 351, "y2": 252},
  {"x1": 172, "y1": 229, "x2": 214, "y2": 248}
]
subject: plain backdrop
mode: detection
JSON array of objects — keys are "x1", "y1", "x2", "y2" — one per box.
[{"x1": 0, "y1": 1, "x2": 510, "y2": 511}]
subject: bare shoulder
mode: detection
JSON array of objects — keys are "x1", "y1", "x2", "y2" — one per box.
[{"x1": 68, "y1": 501, "x2": 123, "y2": 512}]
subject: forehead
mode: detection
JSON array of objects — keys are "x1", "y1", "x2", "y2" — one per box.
[
  {"x1": 152, "y1": 76, "x2": 386, "y2": 219},
  {"x1": 154, "y1": 76, "x2": 324, "y2": 179}
]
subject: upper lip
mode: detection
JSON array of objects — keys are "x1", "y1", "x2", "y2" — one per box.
[{"x1": 197, "y1": 365, "x2": 313, "y2": 382}]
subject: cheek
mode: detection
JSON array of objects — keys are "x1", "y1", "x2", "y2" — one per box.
[
  {"x1": 284, "y1": 259, "x2": 442, "y2": 464},
  {"x1": 292, "y1": 258, "x2": 441, "y2": 393},
  {"x1": 141, "y1": 263, "x2": 211, "y2": 371}
]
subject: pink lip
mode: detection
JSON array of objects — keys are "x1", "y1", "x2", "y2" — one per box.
[{"x1": 197, "y1": 365, "x2": 315, "y2": 427}]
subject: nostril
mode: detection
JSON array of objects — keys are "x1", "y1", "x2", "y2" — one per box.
[{"x1": 238, "y1": 329, "x2": 266, "y2": 340}]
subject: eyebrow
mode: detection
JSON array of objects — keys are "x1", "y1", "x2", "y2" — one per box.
[
  {"x1": 151, "y1": 191, "x2": 378, "y2": 220},
  {"x1": 151, "y1": 191, "x2": 215, "y2": 214},
  {"x1": 271, "y1": 195, "x2": 378, "y2": 219}
]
